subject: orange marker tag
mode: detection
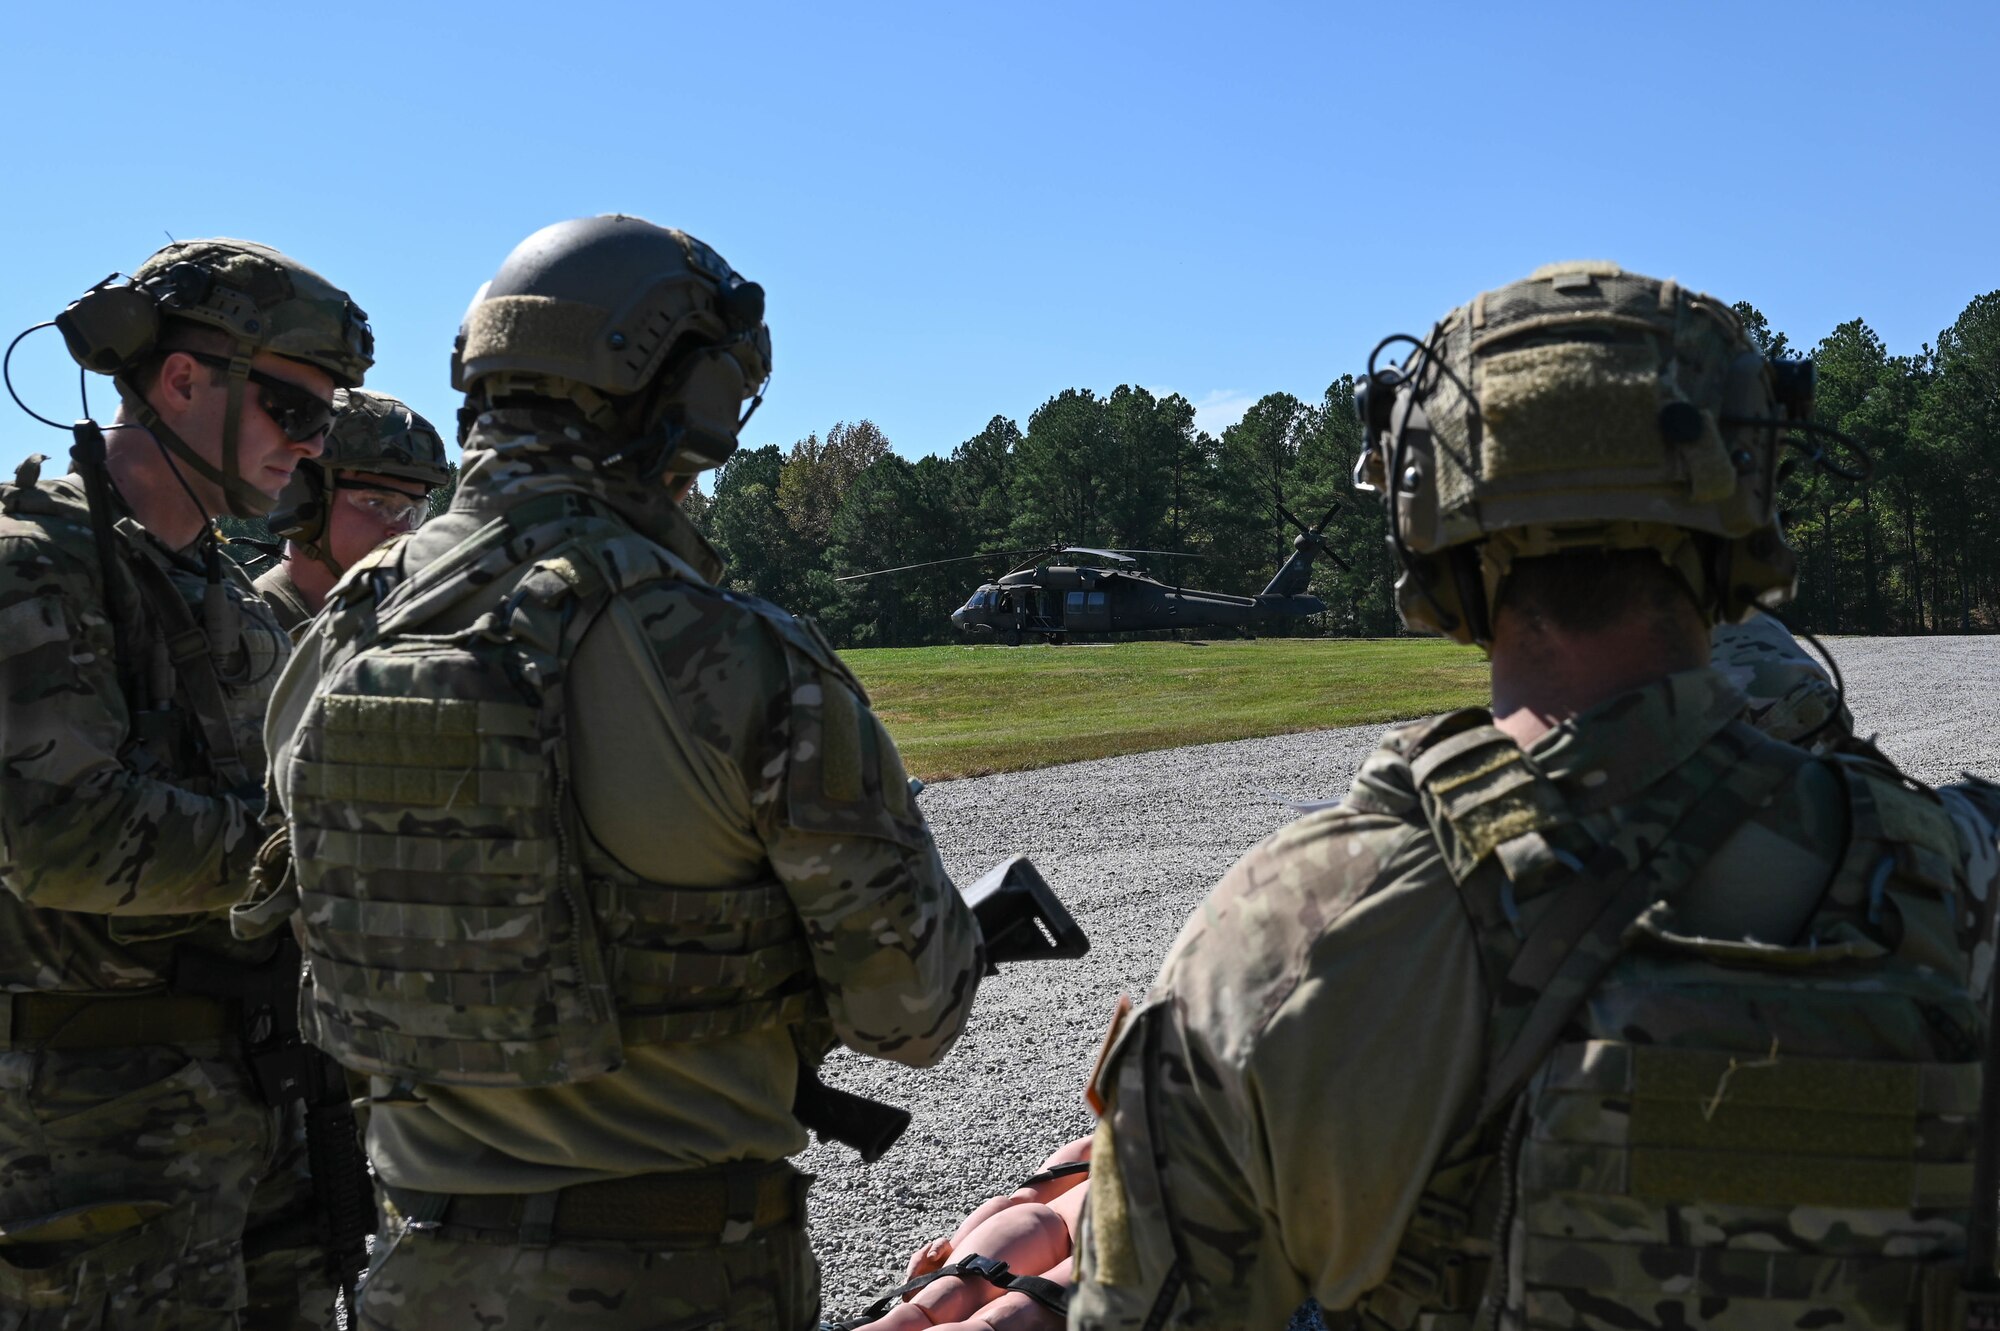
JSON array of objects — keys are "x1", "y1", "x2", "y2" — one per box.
[{"x1": 1085, "y1": 993, "x2": 1135, "y2": 1117}]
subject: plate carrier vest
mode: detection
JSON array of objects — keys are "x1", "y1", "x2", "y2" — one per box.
[
  {"x1": 1351, "y1": 713, "x2": 1994, "y2": 1331},
  {"x1": 287, "y1": 491, "x2": 815, "y2": 1088}
]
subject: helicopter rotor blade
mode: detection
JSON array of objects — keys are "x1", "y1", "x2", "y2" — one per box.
[
  {"x1": 834, "y1": 548, "x2": 1042, "y2": 583},
  {"x1": 1312, "y1": 502, "x2": 1341, "y2": 534},
  {"x1": 1105, "y1": 548, "x2": 1205, "y2": 559}
]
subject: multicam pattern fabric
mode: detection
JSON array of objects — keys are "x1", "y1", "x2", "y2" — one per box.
[
  {"x1": 354, "y1": 1216, "x2": 818, "y2": 1331},
  {"x1": 1072, "y1": 666, "x2": 1998, "y2": 1331},
  {"x1": 130, "y1": 238, "x2": 373, "y2": 388},
  {"x1": 264, "y1": 408, "x2": 981, "y2": 1320},
  {"x1": 1709, "y1": 614, "x2": 1851, "y2": 748},
  {"x1": 319, "y1": 389, "x2": 450, "y2": 486},
  {"x1": 285, "y1": 492, "x2": 819, "y2": 1087},
  {"x1": 0, "y1": 463, "x2": 330, "y2": 1327},
  {"x1": 0, "y1": 468, "x2": 284, "y2": 983}
]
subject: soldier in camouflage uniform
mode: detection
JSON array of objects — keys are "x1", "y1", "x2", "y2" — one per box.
[
  {"x1": 249, "y1": 389, "x2": 451, "y2": 640},
  {"x1": 262, "y1": 215, "x2": 985, "y2": 1330},
  {"x1": 1070, "y1": 263, "x2": 2000, "y2": 1331},
  {"x1": 0, "y1": 240, "x2": 371, "y2": 1329}
]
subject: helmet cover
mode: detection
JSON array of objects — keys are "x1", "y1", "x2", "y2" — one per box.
[
  {"x1": 130, "y1": 238, "x2": 373, "y2": 388},
  {"x1": 1354, "y1": 262, "x2": 1797, "y2": 643}
]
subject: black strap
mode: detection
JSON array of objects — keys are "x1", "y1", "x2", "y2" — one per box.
[
  {"x1": 1017, "y1": 1160, "x2": 1091, "y2": 1190},
  {"x1": 831, "y1": 1254, "x2": 1073, "y2": 1331}
]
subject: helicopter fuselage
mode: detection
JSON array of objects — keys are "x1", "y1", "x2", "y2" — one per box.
[{"x1": 949, "y1": 564, "x2": 1324, "y2": 640}]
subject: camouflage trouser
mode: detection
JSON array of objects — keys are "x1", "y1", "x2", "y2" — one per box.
[
  {"x1": 0, "y1": 1042, "x2": 339, "y2": 1331},
  {"x1": 355, "y1": 1219, "x2": 819, "y2": 1330}
]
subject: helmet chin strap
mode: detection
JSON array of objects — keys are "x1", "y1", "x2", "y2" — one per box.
[
  {"x1": 302, "y1": 481, "x2": 344, "y2": 579},
  {"x1": 113, "y1": 351, "x2": 279, "y2": 521},
  {"x1": 269, "y1": 470, "x2": 346, "y2": 578}
]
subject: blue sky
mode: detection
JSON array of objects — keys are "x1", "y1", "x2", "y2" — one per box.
[{"x1": 2, "y1": 1, "x2": 1993, "y2": 466}]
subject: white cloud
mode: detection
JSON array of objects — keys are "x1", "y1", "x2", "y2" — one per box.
[{"x1": 1189, "y1": 389, "x2": 1257, "y2": 437}]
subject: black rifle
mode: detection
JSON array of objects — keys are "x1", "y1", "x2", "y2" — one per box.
[
  {"x1": 177, "y1": 938, "x2": 373, "y2": 1312},
  {"x1": 794, "y1": 855, "x2": 1088, "y2": 1162}
]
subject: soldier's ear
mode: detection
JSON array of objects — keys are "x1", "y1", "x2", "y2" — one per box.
[{"x1": 152, "y1": 350, "x2": 205, "y2": 415}]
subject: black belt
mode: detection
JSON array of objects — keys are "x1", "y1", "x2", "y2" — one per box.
[{"x1": 385, "y1": 1161, "x2": 808, "y2": 1245}]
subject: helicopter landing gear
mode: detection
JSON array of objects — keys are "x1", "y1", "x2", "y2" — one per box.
[
  {"x1": 1044, "y1": 632, "x2": 1068, "y2": 646},
  {"x1": 1006, "y1": 629, "x2": 1023, "y2": 646}
]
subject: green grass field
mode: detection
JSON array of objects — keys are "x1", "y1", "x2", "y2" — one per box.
[{"x1": 842, "y1": 638, "x2": 1489, "y2": 780}]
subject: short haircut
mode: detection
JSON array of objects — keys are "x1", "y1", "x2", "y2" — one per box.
[
  {"x1": 1494, "y1": 548, "x2": 1704, "y2": 638},
  {"x1": 127, "y1": 322, "x2": 234, "y2": 394}
]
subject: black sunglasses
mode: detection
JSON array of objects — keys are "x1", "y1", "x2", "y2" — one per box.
[{"x1": 177, "y1": 350, "x2": 337, "y2": 443}]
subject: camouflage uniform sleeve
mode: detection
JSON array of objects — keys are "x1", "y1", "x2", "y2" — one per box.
[
  {"x1": 1709, "y1": 616, "x2": 1852, "y2": 748},
  {"x1": 752, "y1": 624, "x2": 982, "y2": 1068},
  {"x1": 0, "y1": 533, "x2": 258, "y2": 913},
  {"x1": 1072, "y1": 811, "x2": 1484, "y2": 1330},
  {"x1": 639, "y1": 586, "x2": 982, "y2": 1069}
]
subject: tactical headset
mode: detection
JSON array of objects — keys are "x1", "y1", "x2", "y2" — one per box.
[{"x1": 50, "y1": 245, "x2": 371, "y2": 520}]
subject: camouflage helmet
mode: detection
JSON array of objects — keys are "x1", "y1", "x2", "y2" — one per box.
[
  {"x1": 127, "y1": 239, "x2": 373, "y2": 388},
  {"x1": 1353, "y1": 262, "x2": 1805, "y2": 645},
  {"x1": 318, "y1": 388, "x2": 451, "y2": 486},
  {"x1": 271, "y1": 389, "x2": 449, "y2": 574},
  {"x1": 450, "y1": 214, "x2": 771, "y2": 473},
  {"x1": 54, "y1": 238, "x2": 373, "y2": 519}
]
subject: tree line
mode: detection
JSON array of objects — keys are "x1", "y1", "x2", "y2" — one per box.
[
  {"x1": 694, "y1": 387, "x2": 1402, "y2": 648},
  {"x1": 691, "y1": 287, "x2": 1998, "y2": 647},
  {"x1": 226, "y1": 287, "x2": 1998, "y2": 648},
  {"x1": 1741, "y1": 292, "x2": 2000, "y2": 634}
]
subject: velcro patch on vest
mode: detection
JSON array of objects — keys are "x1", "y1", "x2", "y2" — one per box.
[
  {"x1": 820, "y1": 673, "x2": 865, "y2": 803},
  {"x1": 1527, "y1": 1041, "x2": 1979, "y2": 1211}
]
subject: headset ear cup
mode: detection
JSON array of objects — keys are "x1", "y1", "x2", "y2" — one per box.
[
  {"x1": 55, "y1": 284, "x2": 162, "y2": 375},
  {"x1": 268, "y1": 468, "x2": 329, "y2": 545}
]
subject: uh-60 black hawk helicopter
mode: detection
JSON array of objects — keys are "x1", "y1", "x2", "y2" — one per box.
[{"x1": 838, "y1": 501, "x2": 1348, "y2": 644}]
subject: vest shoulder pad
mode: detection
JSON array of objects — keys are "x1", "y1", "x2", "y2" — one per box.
[{"x1": 1347, "y1": 709, "x2": 1495, "y2": 817}]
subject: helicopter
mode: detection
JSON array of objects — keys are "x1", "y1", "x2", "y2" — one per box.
[{"x1": 837, "y1": 500, "x2": 1348, "y2": 644}]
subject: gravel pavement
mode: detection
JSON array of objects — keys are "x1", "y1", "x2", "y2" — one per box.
[{"x1": 803, "y1": 635, "x2": 2000, "y2": 1315}]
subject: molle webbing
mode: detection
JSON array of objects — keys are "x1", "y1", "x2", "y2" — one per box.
[
  {"x1": 1441, "y1": 721, "x2": 1808, "y2": 1118},
  {"x1": 291, "y1": 497, "x2": 814, "y2": 1088},
  {"x1": 1367, "y1": 722, "x2": 1985, "y2": 1331}
]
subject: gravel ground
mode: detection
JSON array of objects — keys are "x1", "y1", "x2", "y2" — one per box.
[{"x1": 802, "y1": 635, "x2": 2000, "y2": 1316}]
